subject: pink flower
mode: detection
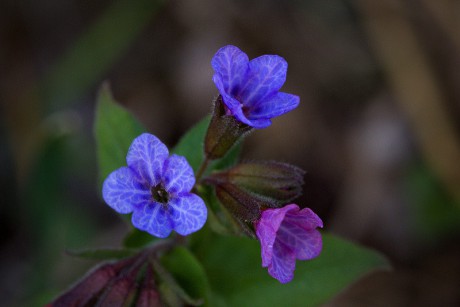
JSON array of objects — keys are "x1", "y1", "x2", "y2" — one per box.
[{"x1": 255, "y1": 204, "x2": 323, "y2": 283}]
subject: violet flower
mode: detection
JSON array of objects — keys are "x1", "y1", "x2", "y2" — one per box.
[
  {"x1": 255, "y1": 204, "x2": 323, "y2": 283},
  {"x1": 102, "y1": 133, "x2": 207, "y2": 238},
  {"x1": 211, "y1": 45, "x2": 300, "y2": 129}
]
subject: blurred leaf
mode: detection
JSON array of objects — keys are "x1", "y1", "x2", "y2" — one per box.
[
  {"x1": 42, "y1": 0, "x2": 163, "y2": 110},
  {"x1": 23, "y1": 134, "x2": 99, "y2": 306},
  {"x1": 94, "y1": 83, "x2": 145, "y2": 187},
  {"x1": 194, "y1": 232, "x2": 389, "y2": 307},
  {"x1": 123, "y1": 228, "x2": 159, "y2": 249},
  {"x1": 66, "y1": 247, "x2": 136, "y2": 260},
  {"x1": 407, "y1": 164, "x2": 460, "y2": 243},
  {"x1": 157, "y1": 246, "x2": 209, "y2": 305}
]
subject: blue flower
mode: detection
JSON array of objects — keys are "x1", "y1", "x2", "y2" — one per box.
[
  {"x1": 102, "y1": 133, "x2": 207, "y2": 238},
  {"x1": 211, "y1": 45, "x2": 300, "y2": 129}
]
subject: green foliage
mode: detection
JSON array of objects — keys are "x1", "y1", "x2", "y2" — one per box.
[
  {"x1": 22, "y1": 134, "x2": 99, "y2": 306},
  {"x1": 42, "y1": 0, "x2": 163, "y2": 110},
  {"x1": 66, "y1": 247, "x2": 137, "y2": 260},
  {"x1": 194, "y1": 232, "x2": 389, "y2": 307},
  {"x1": 94, "y1": 83, "x2": 145, "y2": 188},
  {"x1": 407, "y1": 163, "x2": 460, "y2": 244},
  {"x1": 159, "y1": 246, "x2": 210, "y2": 305},
  {"x1": 172, "y1": 115, "x2": 242, "y2": 174},
  {"x1": 123, "y1": 228, "x2": 160, "y2": 249},
  {"x1": 210, "y1": 143, "x2": 242, "y2": 172},
  {"x1": 172, "y1": 116, "x2": 210, "y2": 172}
]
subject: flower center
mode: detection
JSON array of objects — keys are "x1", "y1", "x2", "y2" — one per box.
[
  {"x1": 242, "y1": 105, "x2": 252, "y2": 117},
  {"x1": 151, "y1": 184, "x2": 169, "y2": 203}
]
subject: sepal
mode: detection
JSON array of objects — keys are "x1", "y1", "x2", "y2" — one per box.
[
  {"x1": 204, "y1": 96, "x2": 253, "y2": 160},
  {"x1": 215, "y1": 183, "x2": 264, "y2": 223}
]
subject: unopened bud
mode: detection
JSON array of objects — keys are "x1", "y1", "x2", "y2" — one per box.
[
  {"x1": 49, "y1": 253, "x2": 163, "y2": 307},
  {"x1": 210, "y1": 161, "x2": 305, "y2": 207},
  {"x1": 215, "y1": 183, "x2": 265, "y2": 222}
]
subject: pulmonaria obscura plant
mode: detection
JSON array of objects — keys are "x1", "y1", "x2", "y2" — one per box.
[{"x1": 49, "y1": 45, "x2": 324, "y2": 306}]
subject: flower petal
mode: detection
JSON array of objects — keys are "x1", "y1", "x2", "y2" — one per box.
[
  {"x1": 255, "y1": 205, "x2": 295, "y2": 267},
  {"x1": 281, "y1": 207, "x2": 323, "y2": 260},
  {"x1": 131, "y1": 203, "x2": 172, "y2": 238},
  {"x1": 162, "y1": 154, "x2": 195, "y2": 194},
  {"x1": 168, "y1": 193, "x2": 207, "y2": 236},
  {"x1": 278, "y1": 220, "x2": 323, "y2": 261},
  {"x1": 249, "y1": 92, "x2": 299, "y2": 120},
  {"x1": 268, "y1": 240, "x2": 296, "y2": 283},
  {"x1": 255, "y1": 218, "x2": 277, "y2": 267},
  {"x1": 239, "y1": 55, "x2": 287, "y2": 107},
  {"x1": 126, "y1": 133, "x2": 169, "y2": 186},
  {"x1": 226, "y1": 100, "x2": 272, "y2": 129},
  {"x1": 102, "y1": 167, "x2": 150, "y2": 214},
  {"x1": 284, "y1": 207, "x2": 324, "y2": 230},
  {"x1": 211, "y1": 45, "x2": 249, "y2": 96},
  {"x1": 213, "y1": 75, "x2": 243, "y2": 115}
]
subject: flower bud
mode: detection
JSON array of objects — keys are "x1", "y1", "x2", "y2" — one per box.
[
  {"x1": 204, "y1": 95, "x2": 253, "y2": 160},
  {"x1": 215, "y1": 183, "x2": 265, "y2": 222},
  {"x1": 137, "y1": 265, "x2": 162, "y2": 307},
  {"x1": 214, "y1": 183, "x2": 265, "y2": 237},
  {"x1": 210, "y1": 161, "x2": 305, "y2": 207},
  {"x1": 49, "y1": 253, "x2": 162, "y2": 307},
  {"x1": 204, "y1": 161, "x2": 304, "y2": 237}
]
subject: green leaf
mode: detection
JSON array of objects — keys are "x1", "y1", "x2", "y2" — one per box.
[
  {"x1": 194, "y1": 232, "x2": 389, "y2": 307},
  {"x1": 407, "y1": 163, "x2": 460, "y2": 244},
  {"x1": 94, "y1": 83, "x2": 145, "y2": 187},
  {"x1": 209, "y1": 141, "x2": 242, "y2": 171},
  {"x1": 172, "y1": 116, "x2": 210, "y2": 172},
  {"x1": 66, "y1": 247, "x2": 136, "y2": 260},
  {"x1": 123, "y1": 228, "x2": 159, "y2": 249},
  {"x1": 159, "y1": 246, "x2": 210, "y2": 305}
]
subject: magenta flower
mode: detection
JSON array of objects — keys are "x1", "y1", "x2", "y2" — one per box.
[
  {"x1": 255, "y1": 204, "x2": 323, "y2": 283},
  {"x1": 102, "y1": 133, "x2": 207, "y2": 238},
  {"x1": 211, "y1": 45, "x2": 300, "y2": 128}
]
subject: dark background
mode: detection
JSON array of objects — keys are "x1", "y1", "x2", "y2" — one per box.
[{"x1": 1, "y1": 0, "x2": 460, "y2": 306}]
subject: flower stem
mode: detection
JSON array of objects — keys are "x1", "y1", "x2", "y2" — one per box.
[{"x1": 195, "y1": 156, "x2": 210, "y2": 183}]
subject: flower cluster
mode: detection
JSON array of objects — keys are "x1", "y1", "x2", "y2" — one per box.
[{"x1": 100, "y1": 45, "x2": 322, "y2": 284}]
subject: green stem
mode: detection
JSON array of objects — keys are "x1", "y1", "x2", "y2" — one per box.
[{"x1": 195, "y1": 156, "x2": 210, "y2": 183}]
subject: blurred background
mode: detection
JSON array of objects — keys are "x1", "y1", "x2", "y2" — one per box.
[{"x1": 1, "y1": 0, "x2": 460, "y2": 306}]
